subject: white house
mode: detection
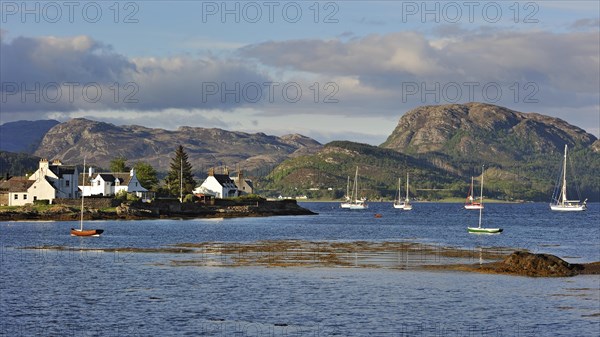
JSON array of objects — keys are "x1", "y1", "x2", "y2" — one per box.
[
  {"x1": 194, "y1": 169, "x2": 238, "y2": 199},
  {"x1": 80, "y1": 168, "x2": 149, "y2": 198},
  {"x1": 1, "y1": 158, "x2": 79, "y2": 206}
]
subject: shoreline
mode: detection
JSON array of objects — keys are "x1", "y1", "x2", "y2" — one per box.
[{"x1": 0, "y1": 199, "x2": 317, "y2": 221}]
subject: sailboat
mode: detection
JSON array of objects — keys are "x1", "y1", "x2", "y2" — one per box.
[
  {"x1": 71, "y1": 159, "x2": 104, "y2": 237},
  {"x1": 341, "y1": 167, "x2": 368, "y2": 209},
  {"x1": 464, "y1": 176, "x2": 484, "y2": 210},
  {"x1": 550, "y1": 144, "x2": 587, "y2": 211},
  {"x1": 468, "y1": 165, "x2": 502, "y2": 234},
  {"x1": 393, "y1": 173, "x2": 412, "y2": 210},
  {"x1": 340, "y1": 176, "x2": 352, "y2": 209}
]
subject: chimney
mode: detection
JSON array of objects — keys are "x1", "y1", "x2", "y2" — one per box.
[
  {"x1": 208, "y1": 168, "x2": 214, "y2": 176},
  {"x1": 88, "y1": 167, "x2": 94, "y2": 177},
  {"x1": 224, "y1": 166, "x2": 229, "y2": 175},
  {"x1": 39, "y1": 158, "x2": 49, "y2": 170},
  {"x1": 130, "y1": 168, "x2": 134, "y2": 177},
  {"x1": 52, "y1": 159, "x2": 62, "y2": 165}
]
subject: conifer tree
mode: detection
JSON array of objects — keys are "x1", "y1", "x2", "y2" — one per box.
[{"x1": 165, "y1": 145, "x2": 196, "y2": 197}]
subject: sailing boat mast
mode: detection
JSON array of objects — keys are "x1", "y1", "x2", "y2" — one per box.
[
  {"x1": 478, "y1": 165, "x2": 484, "y2": 228},
  {"x1": 560, "y1": 144, "x2": 568, "y2": 205},
  {"x1": 80, "y1": 158, "x2": 86, "y2": 231},
  {"x1": 405, "y1": 172, "x2": 410, "y2": 202},
  {"x1": 346, "y1": 176, "x2": 351, "y2": 200},
  {"x1": 354, "y1": 167, "x2": 359, "y2": 202}
]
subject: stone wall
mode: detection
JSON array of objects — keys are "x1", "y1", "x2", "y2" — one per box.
[{"x1": 54, "y1": 197, "x2": 119, "y2": 208}]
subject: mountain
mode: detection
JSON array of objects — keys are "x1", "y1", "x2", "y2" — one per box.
[
  {"x1": 381, "y1": 102, "x2": 596, "y2": 161},
  {"x1": 263, "y1": 141, "x2": 460, "y2": 200},
  {"x1": 33, "y1": 118, "x2": 322, "y2": 176},
  {"x1": 0, "y1": 120, "x2": 59, "y2": 153},
  {"x1": 268, "y1": 103, "x2": 599, "y2": 201}
]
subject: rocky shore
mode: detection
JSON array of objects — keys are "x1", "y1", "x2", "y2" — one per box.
[
  {"x1": 19, "y1": 240, "x2": 599, "y2": 277},
  {"x1": 0, "y1": 199, "x2": 316, "y2": 221}
]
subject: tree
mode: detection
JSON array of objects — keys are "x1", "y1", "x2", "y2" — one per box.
[
  {"x1": 133, "y1": 161, "x2": 159, "y2": 190},
  {"x1": 165, "y1": 145, "x2": 196, "y2": 198},
  {"x1": 110, "y1": 157, "x2": 128, "y2": 172}
]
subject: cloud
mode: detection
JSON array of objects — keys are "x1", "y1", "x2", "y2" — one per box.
[
  {"x1": 0, "y1": 34, "x2": 271, "y2": 114},
  {"x1": 570, "y1": 18, "x2": 600, "y2": 30}
]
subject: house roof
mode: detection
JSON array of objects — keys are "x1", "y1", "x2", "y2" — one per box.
[
  {"x1": 79, "y1": 173, "x2": 133, "y2": 185},
  {"x1": 48, "y1": 165, "x2": 76, "y2": 178},
  {"x1": 0, "y1": 178, "x2": 34, "y2": 192},
  {"x1": 212, "y1": 174, "x2": 235, "y2": 186}
]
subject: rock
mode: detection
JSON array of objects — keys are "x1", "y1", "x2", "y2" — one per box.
[{"x1": 499, "y1": 251, "x2": 582, "y2": 277}]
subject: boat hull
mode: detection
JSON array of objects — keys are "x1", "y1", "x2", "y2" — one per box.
[
  {"x1": 467, "y1": 227, "x2": 503, "y2": 234},
  {"x1": 347, "y1": 204, "x2": 368, "y2": 210},
  {"x1": 393, "y1": 203, "x2": 412, "y2": 210},
  {"x1": 71, "y1": 228, "x2": 104, "y2": 237},
  {"x1": 464, "y1": 204, "x2": 484, "y2": 210},
  {"x1": 549, "y1": 204, "x2": 586, "y2": 212}
]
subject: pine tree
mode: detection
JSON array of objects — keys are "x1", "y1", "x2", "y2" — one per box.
[{"x1": 165, "y1": 145, "x2": 196, "y2": 197}]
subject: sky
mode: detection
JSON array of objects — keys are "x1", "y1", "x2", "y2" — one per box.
[{"x1": 1, "y1": 1, "x2": 599, "y2": 145}]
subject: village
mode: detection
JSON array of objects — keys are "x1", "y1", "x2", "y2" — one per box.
[{"x1": 0, "y1": 158, "x2": 255, "y2": 207}]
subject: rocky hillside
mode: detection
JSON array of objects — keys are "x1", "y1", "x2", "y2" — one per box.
[
  {"x1": 381, "y1": 103, "x2": 596, "y2": 161},
  {"x1": 379, "y1": 103, "x2": 599, "y2": 200},
  {"x1": 33, "y1": 119, "x2": 321, "y2": 175},
  {"x1": 267, "y1": 103, "x2": 599, "y2": 201},
  {"x1": 0, "y1": 120, "x2": 59, "y2": 153},
  {"x1": 263, "y1": 141, "x2": 460, "y2": 200}
]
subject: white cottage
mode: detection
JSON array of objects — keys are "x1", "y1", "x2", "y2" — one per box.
[
  {"x1": 28, "y1": 159, "x2": 79, "y2": 201},
  {"x1": 80, "y1": 168, "x2": 149, "y2": 198},
  {"x1": 194, "y1": 169, "x2": 238, "y2": 199}
]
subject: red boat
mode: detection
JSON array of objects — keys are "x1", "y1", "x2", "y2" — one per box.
[
  {"x1": 71, "y1": 158, "x2": 104, "y2": 237},
  {"x1": 71, "y1": 228, "x2": 104, "y2": 237}
]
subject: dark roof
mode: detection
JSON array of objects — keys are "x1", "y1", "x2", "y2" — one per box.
[
  {"x1": 99, "y1": 174, "x2": 116, "y2": 183},
  {"x1": 213, "y1": 174, "x2": 235, "y2": 185},
  {"x1": 0, "y1": 178, "x2": 34, "y2": 192},
  {"x1": 79, "y1": 173, "x2": 133, "y2": 185},
  {"x1": 48, "y1": 165, "x2": 76, "y2": 178}
]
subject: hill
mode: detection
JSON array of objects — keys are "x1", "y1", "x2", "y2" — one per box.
[
  {"x1": 33, "y1": 118, "x2": 322, "y2": 176},
  {"x1": 263, "y1": 141, "x2": 461, "y2": 200},
  {"x1": 267, "y1": 103, "x2": 599, "y2": 201},
  {"x1": 0, "y1": 120, "x2": 59, "y2": 153},
  {"x1": 0, "y1": 151, "x2": 40, "y2": 177}
]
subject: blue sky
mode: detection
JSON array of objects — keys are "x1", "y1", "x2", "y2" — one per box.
[{"x1": 1, "y1": 1, "x2": 599, "y2": 144}]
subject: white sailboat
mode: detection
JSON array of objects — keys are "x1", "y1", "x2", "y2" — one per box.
[
  {"x1": 550, "y1": 144, "x2": 587, "y2": 211},
  {"x1": 393, "y1": 173, "x2": 412, "y2": 210},
  {"x1": 468, "y1": 165, "x2": 502, "y2": 234},
  {"x1": 341, "y1": 167, "x2": 368, "y2": 209},
  {"x1": 340, "y1": 176, "x2": 352, "y2": 209},
  {"x1": 464, "y1": 176, "x2": 484, "y2": 210}
]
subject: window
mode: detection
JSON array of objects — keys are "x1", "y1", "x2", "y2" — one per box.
[
  {"x1": 34, "y1": 196, "x2": 37, "y2": 201},
  {"x1": 135, "y1": 182, "x2": 138, "y2": 187},
  {"x1": 14, "y1": 194, "x2": 18, "y2": 200},
  {"x1": 65, "y1": 180, "x2": 70, "y2": 187},
  {"x1": 23, "y1": 194, "x2": 27, "y2": 200},
  {"x1": 98, "y1": 181, "x2": 101, "y2": 186}
]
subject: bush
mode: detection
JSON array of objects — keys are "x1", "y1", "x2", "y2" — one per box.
[
  {"x1": 33, "y1": 199, "x2": 50, "y2": 205},
  {"x1": 183, "y1": 194, "x2": 196, "y2": 203}
]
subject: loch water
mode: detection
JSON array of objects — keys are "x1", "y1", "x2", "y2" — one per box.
[{"x1": 1, "y1": 202, "x2": 599, "y2": 336}]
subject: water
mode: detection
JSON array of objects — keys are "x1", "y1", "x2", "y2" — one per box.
[{"x1": 1, "y1": 202, "x2": 599, "y2": 336}]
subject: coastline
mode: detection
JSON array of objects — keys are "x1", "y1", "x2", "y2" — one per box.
[{"x1": 0, "y1": 199, "x2": 317, "y2": 221}]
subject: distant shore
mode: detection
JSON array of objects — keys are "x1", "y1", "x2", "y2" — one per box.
[{"x1": 0, "y1": 199, "x2": 316, "y2": 221}]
